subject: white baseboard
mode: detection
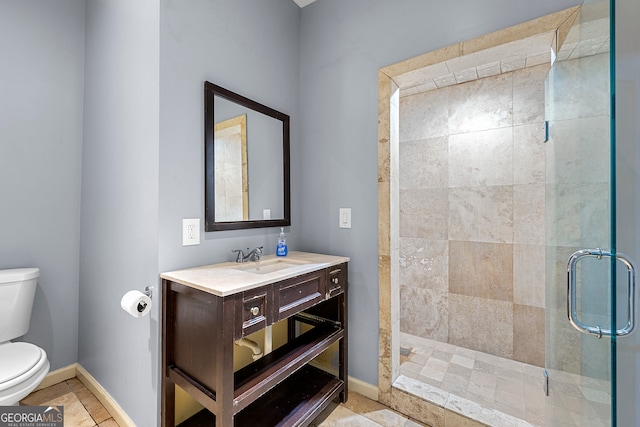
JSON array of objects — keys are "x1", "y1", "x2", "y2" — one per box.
[
  {"x1": 75, "y1": 365, "x2": 135, "y2": 427},
  {"x1": 309, "y1": 360, "x2": 379, "y2": 401},
  {"x1": 35, "y1": 363, "x2": 135, "y2": 427},
  {"x1": 348, "y1": 375, "x2": 379, "y2": 401},
  {"x1": 35, "y1": 363, "x2": 78, "y2": 390}
]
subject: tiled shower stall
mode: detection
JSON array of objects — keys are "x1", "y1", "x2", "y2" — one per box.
[
  {"x1": 398, "y1": 52, "x2": 609, "y2": 373},
  {"x1": 381, "y1": 5, "x2": 614, "y2": 425},
  {"x1": 398, "y1": 62, "x2": 549, "y2": 367}
]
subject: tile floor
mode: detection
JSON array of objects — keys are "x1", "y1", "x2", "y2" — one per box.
[
  {"x1": 20, "y1": 378, "x2": 120, "y2": 427},
  {"x1": 398, "y1": 332, "x2": 612, "y2": 427},
  {"x1": 22, "y1": 379, "x2": 424, "y2": 427},
  {"x1": 20, "y1": 357, "x2": 610, "y2": 426},
  {"x1": 312, "y1": 392, "x2": 427, "y2": 427}
]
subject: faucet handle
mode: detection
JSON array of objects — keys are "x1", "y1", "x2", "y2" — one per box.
[
  {"x1": 251, "y1": 246, "x2": 264, "y2": 261},
  {"x1": 231, "y1": 249, "x2": 245, "y2": 263}
]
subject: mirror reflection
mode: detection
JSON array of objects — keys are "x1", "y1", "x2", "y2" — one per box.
[
  {"x1": 204, "y1": 82, "x2": 290, "y2": 231},
  {"x1": 214, "y1": 114, "x2": 248, "y2": 221}
]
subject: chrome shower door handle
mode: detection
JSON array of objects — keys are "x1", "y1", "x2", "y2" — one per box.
[{"x1": 567, "y1": 248, "x2": 636, "y2": 338}]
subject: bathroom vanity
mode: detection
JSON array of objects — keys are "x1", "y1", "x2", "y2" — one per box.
[{"x1": 160, "y1": 252, "x2": 349, "y2": 426}]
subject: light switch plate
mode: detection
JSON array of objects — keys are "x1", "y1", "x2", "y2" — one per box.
[
  {"x1": 263, "y1": 209, "x2": 271, "y2": 220},
  {"x1": 182, "y1": 218, "x2": 200, "y2": 246},
  {"x1": 339, "y1": 208, "x2": 351, "y2": 229}
]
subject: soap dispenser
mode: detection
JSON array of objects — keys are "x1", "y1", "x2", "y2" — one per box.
[{"x1": 276, "y1": 228, "x2": 288, "y2": 257}]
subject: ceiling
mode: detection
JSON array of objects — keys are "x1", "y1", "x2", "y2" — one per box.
[{"x1": 293, "y1": 0, "x2": 318, "y2": 7}]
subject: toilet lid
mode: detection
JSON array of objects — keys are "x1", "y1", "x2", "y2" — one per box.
[{"x1": 0, "y1": 343, "x2": 44, "y2": 384}]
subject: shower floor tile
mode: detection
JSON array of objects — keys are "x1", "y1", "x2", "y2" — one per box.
[
  {"x1": 400, "y1": 333, "x2": 536, "y2": 424},
  {"x1": 399, "y1": 333, "x2": 612, "y2": 426}
]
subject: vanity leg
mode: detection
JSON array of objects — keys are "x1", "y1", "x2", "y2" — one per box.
[
  {"x1": 339, "y1": 289, "x2": 348, "y2": 403},
  {"x1": 215, "y1": 297, "x2": 237, "y2": 426},
  {"x1": 161, "y1": 280, "x2": 176, "y2": 427},
  {"x1": 287, "y1": 316, "x2": 296, "y2": 341},
  {"x1": 161, "y1": 378, "x2": 175, "y2": 427}
]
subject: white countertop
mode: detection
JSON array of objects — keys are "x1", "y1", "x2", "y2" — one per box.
[{"x1": 160, "y1": 251, "x2": 349, "y2": 297}]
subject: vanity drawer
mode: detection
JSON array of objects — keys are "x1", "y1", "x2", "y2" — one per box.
[
  {"x1": 276, "y1": 271, "x2": 325, "y2": 320},
  {"x1": 326, "y1": 263, "x2": 347, "y2": 299},
  {"x1": 240, "y1": 288, "x2": 269, "y2": 337}
]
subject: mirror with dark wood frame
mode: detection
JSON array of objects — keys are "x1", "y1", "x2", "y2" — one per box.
[{"x1": 204, "y1": 82, "x2": 291, "y2": 231}]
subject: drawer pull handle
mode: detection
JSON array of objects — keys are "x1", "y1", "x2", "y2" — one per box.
[
  {"x1": 250, "y1": 307, "x2": 259, "y2": 316},
  {"x1": 329, "y1": 286, "x2": 341, "y2": 294},
  {"x1": 329, "y1": 268, "x2": 342, "y2": 275}
]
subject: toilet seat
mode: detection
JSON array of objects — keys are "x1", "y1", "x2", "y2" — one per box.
[{"x1": 0, "y1": 342, "x2": 47, "y2": 391}]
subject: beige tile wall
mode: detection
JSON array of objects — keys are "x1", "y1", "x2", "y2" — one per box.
[{"x1": 398, "y1": 63, "x2": 550, "y2": 367}]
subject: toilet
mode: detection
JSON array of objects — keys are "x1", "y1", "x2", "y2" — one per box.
[{"x1": 0, "y1": 268, "x2": 50, "y2": 406}]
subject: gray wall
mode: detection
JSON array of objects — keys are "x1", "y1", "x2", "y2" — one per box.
[
  {"x1": 298, "y1": 0, "x2": 583, "y2": 385},
  {"x1": 157, "y1": 0, "x2": 300, "y2": 425},
  {"x1": 78, "y1": 1, "x2": 160, "y2": 426},
  {"x1": 1, "y1": 1, "x2": 299, "y2": 425},
  {"x1": 0, "y1": 0, "x2": 85, "y2": 370},
  {"x1": 158, "y1": 0, "x2": 300, "y2": 274},
  {"x1": 9, "y1": 0, "x2": 639, "y2": 425}
]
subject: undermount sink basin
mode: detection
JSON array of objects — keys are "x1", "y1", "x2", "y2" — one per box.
[{"x1": 232, "y1": 258, "x2": 308, "y2": 275}]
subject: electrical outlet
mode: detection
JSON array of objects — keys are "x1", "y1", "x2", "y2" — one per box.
[{"x1": 182, "y1": 218, "x2": 200, "y2": 246}]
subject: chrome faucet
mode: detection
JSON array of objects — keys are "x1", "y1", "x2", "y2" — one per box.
[{"x1": 232, "y1": 246, "x2": 263, "y2": 263}]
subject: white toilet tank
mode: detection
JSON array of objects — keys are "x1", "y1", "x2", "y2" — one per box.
[{"x1": 0, "y1": 268, "x2": 39, "y2": 343}]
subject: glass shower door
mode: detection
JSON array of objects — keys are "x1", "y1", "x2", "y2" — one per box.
[{"x1": 544, "y1": 0, "x2": 633, "y2": 425}]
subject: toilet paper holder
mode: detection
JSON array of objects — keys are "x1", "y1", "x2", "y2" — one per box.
[{"x1": 137, "y1": 286, "x2": 154, "y2": 313}]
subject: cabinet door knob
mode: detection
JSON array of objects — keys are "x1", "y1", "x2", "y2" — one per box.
[
  {"x1": 332, "y1": 277, "x2": 339, "y2": 284},
  {"x1": 250, "y1": 306, "x2": 260, "y2": 316}
]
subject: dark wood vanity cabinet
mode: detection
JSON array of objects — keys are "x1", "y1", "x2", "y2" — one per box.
[{"x1": 161, "y1": 262, "x2": 348, "y2": 427}]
